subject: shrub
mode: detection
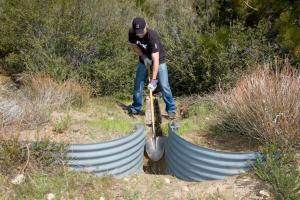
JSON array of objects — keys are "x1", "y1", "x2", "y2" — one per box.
[
  {"x1": 53, "y1": 114, "x2": 72, "y2": 134},
  {"x1": 254, "y1": 144, "x2": 300, "y2": 200},
  {"x1": 214, "y1": 60, "x2": 300, "y2": 146},
  {"x1": 20, "y1": 73, "x2": 90, "y2": 108},
  {"x1": 0, "y1": 74, "x2": 90, "y2": 131},
  {"x1": 0, "y1": 0, "x2": 286, "y2": 96},
  {"x1": 0, "y1": 139, "x2": 64, "y2": 175}
]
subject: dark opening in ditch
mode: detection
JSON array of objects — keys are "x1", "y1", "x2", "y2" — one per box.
[{"x1": 143, "y1": 151, "x2": 167, "y2": 175}]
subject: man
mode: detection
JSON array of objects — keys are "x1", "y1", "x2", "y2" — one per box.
[{"x1": 128, "y1": 17, "x2": 176, "y2": 119}]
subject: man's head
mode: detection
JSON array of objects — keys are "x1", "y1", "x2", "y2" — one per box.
[{"x1": 132, "y1": 17, "x2": 147, "y2": 38}]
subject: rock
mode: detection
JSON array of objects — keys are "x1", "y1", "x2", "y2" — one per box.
[
  {"x1": 164, "y1": 178, "x2": 171, "y2": 184},
  {"x1": 182, "y1": 186, "x2": 189, "y2": 192},
  {"x1": 259, "y1": 190, "x2": 270, "y2": 197},
  {"x1": 46, "y1": 193, "x2": 55, "y2": 200},
  {"x1": 123, "y1": 178, "x2": 129, "y2": 182},
  {"x1": 11, "y1": 174, "x2": 25, "y2": 185},
  {"x1": 108, "y1": 117, "x2": 114, "y2": 120},
  {"x1": 99, "y1": 197, "x2": 105, "y2": 200}
]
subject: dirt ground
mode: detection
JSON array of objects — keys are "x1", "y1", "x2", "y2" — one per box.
[
  {"x1": 106, "y1": 172, "x2": 273, "y2": 200},
  {"x1": 10, "y1": 110, "x2": 136, "y2": 144}
]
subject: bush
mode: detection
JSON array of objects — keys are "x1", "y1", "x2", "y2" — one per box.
[
  {"x1": 0, "y1": 74, "x2": 90, "y2": 131},
  {"x1": 0, "y1": 0, "x2": 298, "y2": 96},
  {"x1": 0, "y1": 139, "x2": 64, "y2": 175},
  {"x1": 254, "y1": 144, "x2": 300, "y2": 200},
  {"x1": 214, "y1": 59, "x2": 300, "y2": 146}
]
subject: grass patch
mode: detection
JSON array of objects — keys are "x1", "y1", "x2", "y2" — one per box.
[
  {"x1": 0, "y1": 139, "x2": 64, "y2": 176},
  {"x1": 10, "y1": 170, "x2": 113, "y2": 200},
  {"x1": 254, "y1": 145, "x2": 300, "y2": 200},
  {"x1": 175, "y1": 97, "x2": 219, "y2": 135},
  {"x1": 53, "y1": 114, "x2": 72, "y2": 133},
  {"x1": 77, "y1": 97, "x2": 141, "y2": 135},
  {"x1": 0, "y1": 168, "x2": 114, "y2": 200},
  {"x1": 0, "y1": 139, "x2": 114, "y2": 199},
  {"x1": 86, "y1": 118, "x2": 135, "y2": 133}
]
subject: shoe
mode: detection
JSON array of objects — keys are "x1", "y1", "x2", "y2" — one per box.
[
  {"x1": 168, "y1": 112, "x2": 176, "y2": 120},
  {"x1": 128, "y1": 107, "x2": 144, "y2": 116}
]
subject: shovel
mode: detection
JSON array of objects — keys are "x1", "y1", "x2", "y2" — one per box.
[{"x1": 145, "y1": 64, "x2": 165, "y2": 162}]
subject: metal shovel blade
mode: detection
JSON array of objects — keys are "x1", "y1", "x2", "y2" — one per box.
[{"x1": 146, "y1": 135, "x2": 166, "y2": 162}]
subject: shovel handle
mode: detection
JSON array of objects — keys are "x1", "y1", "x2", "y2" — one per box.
[{"x1": 146, "y1": 64, "x2": 156, "y2": 138}]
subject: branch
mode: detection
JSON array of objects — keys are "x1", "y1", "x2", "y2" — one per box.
[{"x1": 244, "y1": 1, "x2": 258, "y2": 11}]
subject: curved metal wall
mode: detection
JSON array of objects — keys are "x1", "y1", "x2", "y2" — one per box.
[
  {"x1": 165, "y1": 123, "x2": 260, "y2": 181},
  {"x1": 66, "y1": 125, "x2": 146, "y2": 178}
]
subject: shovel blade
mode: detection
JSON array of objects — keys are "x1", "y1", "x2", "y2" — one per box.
[{"x1": 145, "y1": 136, "x2": 165, "y2": 161}]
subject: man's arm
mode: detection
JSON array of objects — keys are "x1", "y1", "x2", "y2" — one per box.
[
  {"x1": 151, "y1": 52, "x2": 159, "y2": 80},
  {"x1": 131, "y1": 44, "x2": 143, "y2": 57}
]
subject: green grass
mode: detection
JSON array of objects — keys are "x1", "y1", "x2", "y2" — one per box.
[
  {"x1": 71, "y1": 97, "x2": 143, "y2": 135},
  {"x1": 53, "y1": 114, "x2": 72, "y2": 133},
  {"x1": 0, "y1": 169, "x2": 114, "y2": 200},
  {"x1": 160, "y1": 97, "x2": 219, "y2": 136},
  {"x1": 0, "y1": 139, "x2": 114, "y2": 200},
  {"x1": 178, "y1": 98, "x2": 219, "y2": 135},
  {"x1": 86, "y1": 118, "x2": 135, "y2": 133}
]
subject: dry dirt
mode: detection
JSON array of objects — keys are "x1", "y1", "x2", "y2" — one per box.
[
  {"x1": 2, "y1": 109, "x2": 139, "y2": 144},
  {"x1": 107, "y1": 173, "x2": 273, "y2": 200}
]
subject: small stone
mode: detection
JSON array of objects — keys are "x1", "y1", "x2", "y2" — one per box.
[
  {"x1": 123, "y1": 178, "x2": 129, "y2": 182},
  {"x1": 11, "y1": 174, "x2": 25, "y2": 185},
  {"x1": 99, "y1": 197, "x2": 105, "y2": 200},
  {"x1": 259, "y1": 190, "x2": 270, "y2": 197},
  {"x1": 46, "y1": 193, "x2": 55, "y2": 200},
  {"x1": 182, "y1": 186, "x2": 189, "y2": 192},
  {"x1": 164, "y1": 178, "x2": 171, "y2": 184},
  {"x1": 73, "y1": 128, "x2": 80, "y2": 132}
]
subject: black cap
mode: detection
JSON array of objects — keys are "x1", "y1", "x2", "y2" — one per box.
[{"x1": 132, "y1": 17, "x2": 146, "y2": 34}]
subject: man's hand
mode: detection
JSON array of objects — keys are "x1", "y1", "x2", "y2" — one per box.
[
  {"x1": 148, "y1": 79, "x2": 158, "y2": 92},
  {"x1": 141, "y1": 55, "x2": 152, "y2": 67}
]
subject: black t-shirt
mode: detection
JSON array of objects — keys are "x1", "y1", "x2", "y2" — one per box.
[{"x1": 128, "y1": 28, "x2": 166, "y2": 64}]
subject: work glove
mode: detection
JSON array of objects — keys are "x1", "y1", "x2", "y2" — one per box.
[
  {"x1": 148, "y1": 79, "x2": 158, "y2": 92},
  {"x1": 141, "y1": 54, "x2": 152, "y2": 67}
]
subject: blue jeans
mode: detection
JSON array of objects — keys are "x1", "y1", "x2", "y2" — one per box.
[{"x1": 131, "y1": 62, "x2": 176, "y2": 113}]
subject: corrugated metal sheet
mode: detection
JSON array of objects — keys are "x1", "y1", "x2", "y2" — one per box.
[
  {"x1": 66, "y1": 125, "x2": 146, "y2": 178},
  {"x1": 165, "y1": 123, "x2": 260, "y2": 181}
]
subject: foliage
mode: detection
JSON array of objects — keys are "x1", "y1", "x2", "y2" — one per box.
[
  {"x1": 53, "y1": 114, "x2": 72, "y2": 133},
  {"x1": 0, "y1": 139, "x2": 64, "y2": 175},
  {"x1": 254, "y1": 144, "x2": 300, "y2": 200},
  {"x1": 0, "y1": 0, "x2": 299, "y2": 96},
  {"x1": 0, "y1": 74, "x2": 90, "y2": 131},
  {"x1": 213, "y1": 60, "x2": 300, "y2": 146}
]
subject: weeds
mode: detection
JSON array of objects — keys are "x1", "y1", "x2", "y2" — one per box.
[
  {"x1": 254, "y1": 145, "x2": 300, "y2": 200},
  {"x1": 53, "y1": 114, "x2": 72, "y2": 134},
  {"x1": 0, "y1": 139, "x2": 65, "y2": 176},
  {"x1": 174, "y1": 96, "x2": 219, "y2": 135},
  {"x1": 0, "y1": 138, "x2": 114, "y2": 199}
]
